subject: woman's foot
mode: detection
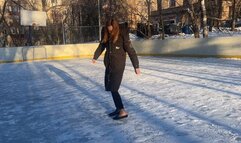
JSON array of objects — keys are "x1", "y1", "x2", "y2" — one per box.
[
  {"x1": 113, "y1": 109, "x2": 128, "y2": 120},
  {"x1": 108, "y1": 109, "x2": 120, "y2": 117}
]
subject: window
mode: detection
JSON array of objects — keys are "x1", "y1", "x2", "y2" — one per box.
[{"x1": 169, "y1": 0, "x2": 176, "y2": 7}]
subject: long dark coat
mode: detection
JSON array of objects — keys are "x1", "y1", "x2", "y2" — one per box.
[{"x1": 93, "y1": 25, "x2": 139, "y2": 92}]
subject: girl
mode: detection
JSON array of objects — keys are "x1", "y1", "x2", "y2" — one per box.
[{"x1": 92, "y1": 19, "x2": 140, "y2": 120}]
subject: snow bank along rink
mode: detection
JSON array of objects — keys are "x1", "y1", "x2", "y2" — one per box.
[{"x1": 1, "y1": 56, "x2": 241, "y2": 143}]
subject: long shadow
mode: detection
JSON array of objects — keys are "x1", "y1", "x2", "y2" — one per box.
[
  {"x1": 135, "y1": 57, "x2": 241, "y2": 82},
  {"x1": 86, "y1": 62, "x2": 241, "y2": 135},
  {"x1": 119, "y1": 94, "x2": 202, "y2": 143},
  {"x1": 175, "y1": 57, "x2": 241, "y2": 69},
  {"x1": 141, "y1": 57, "x2": 240, "y2": 69},
  {"x1": 59, "y1": 62, "x2": 203, "y2": 143},
  {"x1": 139, "y1": 56, "x2": 241, "y2": 73},
  {"x1": 134, "y1": 69, "x2": 241, "y2": 98},
  {"x1": 46, "y1": 64, "x2": 112, "y2": 111},
  {"x1": 0, "y1": 62, "x2": 57, "y2": 142},
  {"x1": 93, "y1": 61, "x2": 241, "y2": 98},
  {"x1": 121, "y1": 83, "x2": 241, "y2": 136},
  {"x1": 0, "y1": 62, "x2": 36, "y2": 97},
  {"x1": 140, "y1": 56, "x2": 241, "y2": 70},
  {"x1": 138, "y1": 65, "x2": 241, "y2": 86},
  {"x1": 25, "y1": 63, "x2": 129, "y2": 142},
  {"x1": 0, "y1": 63, "x2": 130, "y2": 143}
]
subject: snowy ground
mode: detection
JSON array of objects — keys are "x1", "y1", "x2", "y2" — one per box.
[
  {"x1": 129, "y1": 27, "x2": 241, "y2": 40},
  {"x1": 1, "y1": 56, "x2": 241, "y2": 143}
]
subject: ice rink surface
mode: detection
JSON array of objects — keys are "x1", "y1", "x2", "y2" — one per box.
[{"x1": 1, "y1": 56, "x2": 241, "y2": 143}]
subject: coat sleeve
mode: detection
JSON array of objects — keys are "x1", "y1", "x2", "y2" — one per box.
[
  {"x1": 93, "y1": 27, "x2": 105, "y2": 60},
  {"x1": 93, "y1": 43, "x2": 105, "y2": 60},
  {"x1": 123, "y1": 28, "x2": 139, "y2": 69}
]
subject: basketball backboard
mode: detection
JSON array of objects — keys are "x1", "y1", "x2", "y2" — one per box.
[{"x1": 20, "y1": 10, "x2": 47, "y2": 26}]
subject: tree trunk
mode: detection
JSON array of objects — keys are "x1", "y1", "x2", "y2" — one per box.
[
  {"x1": 0, "y1": 0, "x2": 8, "y2": 24},
  {"x1": 207, "y1": 0, "x2": 217, "y2": 32},
  {"x1": 237, "y1": 1, "x2": 241, "y2": 19},
  {"x1": 231, "y1": 0, "x2": 236, "y2": 31},
  {"x1": 186, "y1": 0, "x2": 200, "y2": 38},
  {"x1": 218, "y1": 0, "x2": 223, "y2": 28},
  {"x1": 147, "y1": 0, "x2": 151, "y2": 38},
  {"x1": 41, "y1": 0, "x2": 47, "y2": 11},
  {"x1": 200, "y1": 0, "x2": 208, "y2": 37},
  {"x1": 158, "y1": 0, "x2": 165, "y2": 39}
]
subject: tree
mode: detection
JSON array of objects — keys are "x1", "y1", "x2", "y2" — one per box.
[
  {"x1": 0, "y1": 0, "x2": 8, "y2": 25},
  {"x1": 200, "y1": 0, "x2": 208, "y2": 37},
  {"x1": 158, "y1": 0, "x2": 164, "y2": 39},
  {"x1": 0, "y1": 0, "x2": 8, "y2": 47},
  {"x1": 101, "y1": 0, "x2": 128, "y2": 22},
  {"x1": 41, "y1": 0, "x2": 47, "y2": 11},
  {"x1": 0, "y1": 0, "x2": 24, "y2": 46},
  {"x1": 123, "y1": 0, "x2": 156, "y2": 38},
  {"x1": 206, "y1": 0, "x2": 218, "y2": 31},
  {"x1": 237, "y1": 0, "x2": 241, "y2": 18},
  {"x1": 231, "y1": 0, "x2": 237, "y2": 31},
  {"x1": 184, "y1": 0, "x2": 200, "y2": 38},
  {"x1": 218, "y1": 0, "x2": 223, "y2": 28},
  {"x1": 146, "y1": 0, "x2": 152, "y2": 38}
]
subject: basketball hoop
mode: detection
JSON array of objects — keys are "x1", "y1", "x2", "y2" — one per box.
[{"x1": 20, "y1": 10, "x2": 47, "y2": 27}]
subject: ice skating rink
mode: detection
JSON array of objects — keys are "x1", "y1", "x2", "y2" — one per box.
[{"x1": 1, "y1": 56, "x2": 241, "y2": 143}]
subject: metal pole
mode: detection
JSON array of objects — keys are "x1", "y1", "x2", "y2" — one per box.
[
  {"x1": 62, "y1": 20, "x2": 66, "y2": 44},
  {"x1": 98, "y1": 0, "x2": 101, "y2": 41},
  {"x1": 28, "y1": 26, "x2": 33, "y2": 46}
]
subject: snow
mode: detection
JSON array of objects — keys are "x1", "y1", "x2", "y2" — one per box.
[
  {"x1": 129, "y1": 33, "x2": 141, "y2": 41},
  {"x1": 1, "y1": 56, "x2": 241, "y2": 143},
  {"x1": 129, "y1": 27, "x2": 241, "y2": 40},
  {"x1": 155, "y1": 27, "x2": 241, "y2": 39}
]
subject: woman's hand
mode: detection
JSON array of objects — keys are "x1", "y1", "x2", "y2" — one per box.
[
  {"x1": 92, "y1": 59, "x2": 97, "y2": 64},
  {"x1": 135, "y1": 68, "x2": 141, "y2": 75}
]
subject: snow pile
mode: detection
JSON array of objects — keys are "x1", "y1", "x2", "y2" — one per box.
[
  {"x1": 145, "y1": 27, "x2": 241, "y2": 40},
  {"x1": 129, "y1": 33, "x2": 140, "y2": 41}
]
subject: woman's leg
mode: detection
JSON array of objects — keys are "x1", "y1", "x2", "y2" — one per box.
[
  {"x1": 111, "y1": 91, "x2": 124, "y2": 110},
  {"x1": 111, "y1": 91, "x2": 128, "y2": 119}
]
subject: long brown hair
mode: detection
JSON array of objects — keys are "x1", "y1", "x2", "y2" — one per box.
[{"x1": 102, "y1": 19, "x2": 119, "y2": 44}]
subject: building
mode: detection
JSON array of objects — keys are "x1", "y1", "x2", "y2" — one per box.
[
  {"x1": 126, "y1": 0, "x2": 158, "y2": 29},
  {"x1": 151, "y1": 0, "x2": 233, "y2": 27}
]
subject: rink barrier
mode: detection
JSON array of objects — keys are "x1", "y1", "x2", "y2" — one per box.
[
  {"x1": 1, "y1": 36, "x2": 241, "y2": 63},
  {"x1": 0, "y1": 43, "x2": 97, "y2": 63},
  {"x1": 131, "y1": 36, "x2": 241, "y2": 58}
]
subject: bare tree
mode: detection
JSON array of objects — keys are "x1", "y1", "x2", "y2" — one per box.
[
  {"x1": 231, "y1": 0, "x2": 237, "y2": 31},
  {"x1": 0, "y1": 0, "x2": 8, "y2": 25},
  {"x1": 184, "y1": 0, "x2": 200, "y2": 38},
  {"x1": 200, "y1": 0, "x2": 208, "y2": 37},
  {"x1": 41, "y1": 0, "x2": 47, "y2": 11},
  {"x1": 146, "y1": 0, "x2": 152, "y2": 38},
  {"x1": 0, "y1": 0, "x2": 8, "y2": 47},
  {"x1": 236, "y1": 0, "x2": 241, "y2": 18},
  {"x1": 206, "y1": 0, "x2": 218, "y2": 31},
  {"x1": 0, "y1": 0, "x2": 24, "y2": 46},
  {"x1": 158, "y1": 0, "x2": 164, "y2": 39},
  {"x1": 101, "y1": 0, "x2": 129, "y2": 22},
  {"x1": 217, "y1": 0, "x2": 223, "y2": 28},
  {"x1": 122, "y1": 0, "x2": 155, "y2": 38}
]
